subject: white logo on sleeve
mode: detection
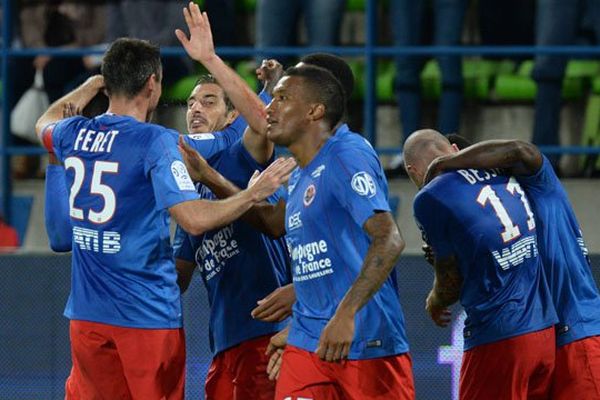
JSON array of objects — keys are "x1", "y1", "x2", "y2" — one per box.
[
  {"x1": 171, "y1": 160, "x2": 195, "y2": 191},
  {"x1": 351, "y1": 171, "x2": 376, "y2": 198},
  {"x1": 187, "y1": 133, "x2": 215, "y2": 141}
]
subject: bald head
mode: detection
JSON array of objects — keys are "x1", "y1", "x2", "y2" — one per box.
[{"x1": 403, "y1": 129, "x2": 455, "y2": 188}]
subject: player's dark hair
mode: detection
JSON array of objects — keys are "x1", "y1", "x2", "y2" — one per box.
[
  {"x1": 446, "y1": 133, "x2": 473, "y2": 150},
  {"x1": 194, "y1": 74, "x2": 235, "y2": 112},
  {"x1": 101, "y1": 38, "x2": 162, "y2": 99},
  {"x1": 300, "y1": 53, "x2": 354, "y2": 101},
  {"x1": 283, "y1": 65, "x2": 345, "y2": 129}
]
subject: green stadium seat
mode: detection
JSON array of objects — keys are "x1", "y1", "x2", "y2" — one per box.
[
  {"x1": 347, "y1": 59, "x2": 365, "y2": 100},
  {"x1": 235, "y1": 60, "x2": 260, "y2": 92},
  {"x1": 581, "y1": 92, "x2": 600, "y2": 171},
  {"x1": 376, "y1": 60, "x2": 395, "y2": 101},
  {"x1": 162, "y1": 75, "x2": 198, "y2": 103},
  {"x1": 494, "y1": 60, "x2": 587, "y2": 101},
  {"x1": 236, "y1": 0, "x2": 257, "y2": 13}
]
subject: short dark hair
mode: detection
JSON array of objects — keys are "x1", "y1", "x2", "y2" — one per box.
[
  {"x1": 300, "y1": 53, "x2": 354, "y2": 100},
  {"x1": 101, "y1": 38, "x2": 162, "y2": 99},
  {"x1": 283, "y1": 65, "x2": 345, "y2": 129},
  {"x1": 446, "y1": 133, "x2": 473, "y2": 150},
  {"x1": 194, "y1": 74, "x2": 234, "y2": 112}
]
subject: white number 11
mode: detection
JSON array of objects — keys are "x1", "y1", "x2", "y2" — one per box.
[{"x1": 477, "y1": 177, "x2": 536, "y2": 243}]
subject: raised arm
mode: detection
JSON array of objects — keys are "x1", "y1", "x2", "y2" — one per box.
[
  {"x1": 316, "y1": 212, "x2": 405, "y2": 362},
  {"x1": 178, "y1": 136, "x2": 287, "y2": 237},
  {"x1": 424, "y1": 140, "x2": 543, "y2": 185},
  {"x1": 176, "y1": 2, "x2": 267, "y2": 135},
  {"x1": 35, "y1": 75, "x2": 105, "y2": 141}
]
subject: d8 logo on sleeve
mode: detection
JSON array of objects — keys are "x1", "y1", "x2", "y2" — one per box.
[{"x1": 351, "y1": 171, "x2": 376, "y2": 198}]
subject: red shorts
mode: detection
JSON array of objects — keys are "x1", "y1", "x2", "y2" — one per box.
[
  {"x1": 275, "y1": 345, "x2": 415, "y2": 400},
  {"x1": 65, "y1": 320, "x2": 186, "y2": 400},
  {"x1": 551, "y1": 335, "x2": 600, "y2": 399},
  {"x1": 460, "y1": 327, "x2": 555, "y2": 400},
  {"x1": 204, "y1": 334, "x2": 276, "y2": 400}
]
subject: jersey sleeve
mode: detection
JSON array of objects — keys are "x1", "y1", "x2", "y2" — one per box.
[
  {"x1": 144, "y1": 130, "x2": 199, "y2": 210},
  {"x1": 44, "y1": 164, "x2": 72, "y2": 252},
  {"x1": 516, "y1": 155, "x2": 560, "y2": 196},
  {"x1": 173, "y1": 225, "x2": 195, "y2": 262},
  {"x1": 41, "y1": 116, "x2": 86, "y2": 161},
  {"x1": 330, "y1": 147, "x2": 391, "y2": 227},
  {"x1": 413, "y1": 189, "x2": 454, "y2": 260},
  {"x1": 183, "y1": 118, "x2": 247, "y2": 162}
]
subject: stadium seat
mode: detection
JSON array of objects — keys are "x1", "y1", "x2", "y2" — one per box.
[
  {"x1": 581, "y1": 86, "x2": 600, "y2": 172},
  {"x1": 162, "y1": 75, "x2": 199, "y2": 103},
  {"x1": 494, "y1": 60, "x2": 588, "y2": 101},
  {"x1": 235, "y1": 60, "x2": 259, "y2": 92}
]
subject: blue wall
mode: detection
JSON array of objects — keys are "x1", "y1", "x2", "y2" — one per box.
[{"x1": 1, "y1": 254, "x2": 599, "y2": 399}]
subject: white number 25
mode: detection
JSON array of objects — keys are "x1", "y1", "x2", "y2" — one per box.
[{"x1": 64, "y1": 157, "x2": 119, "y2": 224}]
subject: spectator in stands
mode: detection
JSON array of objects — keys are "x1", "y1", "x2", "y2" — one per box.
[
  {"x1": 256, "y1": 0, "x2": 345, "y2": 58},
  {"x1": 10, "y1": 0, "x2": 105, "y2": 178},
  {"x1": 478, "y1": 0, "x2": 535, "y2": 62},
  {"x1": 0, "y1": 215, "x2": 20, "y2": 253},
  {"x1": 386, "y1": 0, "x2": 468, "y2": 177},
  {"x1": 106, "y1": 0, "x2": 191, "y2": 86},
  {"x1": 532, "y1": 0, "x2": 600, "y2": 170}
]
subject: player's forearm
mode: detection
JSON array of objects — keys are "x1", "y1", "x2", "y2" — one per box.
[
  {"x1": 35, "y1": 75, "x2": 103, "y2": 139},
  {"x1": 336, "y1": 215, "x2": 405, "y2": 316},
  {"x1": 431, "y1": 257, "x2": 462, "y2": 307},
  {"x1": 201, "y1": 168, "x2": 285, "y2": 237},
  {"x1": 434, "y1": 140, "x2": 542, "y2": 176},
  {"x1": 45, "y1": 165, "x2": 72, "y2": 252},
  {"x1": 201, "y1": 55, "x2": 268, "y2": 134},
  {"x1": 180, "y1": 189, "x2": 260, "y2": 235}
]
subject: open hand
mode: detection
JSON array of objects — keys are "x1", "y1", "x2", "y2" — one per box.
[
  {"x1": 251, "y1": 284, "x2": 295, "y2": 322},
  {"x1": 247, "y1": 157, "x2": 296, "y2": 202},
  {"x1": 178, "y1": 135, "x2": 210, "y2": 182},
  {"x1": 175, "y1": 2, "x2": 216, "y2": 64},
  {"x1": 316, "y1": 311, "x2": 354, "y2": 362},
  {"x1": 266, "y1": 327, "x2": 289, "y2": 381},
  {"x1": 62, "y1": 102, "x2": 81, "y2": 118}
]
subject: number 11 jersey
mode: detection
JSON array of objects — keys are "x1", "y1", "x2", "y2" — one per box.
[{"x1": 414, "y1": 169, "x2": 558, "y2": 350}]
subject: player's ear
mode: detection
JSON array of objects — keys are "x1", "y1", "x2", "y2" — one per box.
[
  {"x1": 146, "y1": 73, "x2": 158, "y2": 95},
  {"x1": 308, "y1": 103, "x2": 326, "y2": 121},
  {"x1": 225, "y1": 109, "x2": 239, "y2": 125},
  {"x1": 451, "y1": 143, "x2": 460, "y2": 152}
]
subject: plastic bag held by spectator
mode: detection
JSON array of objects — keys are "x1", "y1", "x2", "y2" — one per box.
[{"x1": 11, "y1": 69, "x2": 49, "y2": 143}]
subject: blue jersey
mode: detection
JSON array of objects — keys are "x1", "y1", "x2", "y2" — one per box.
[
  {"x1": 285, "y1": 135, "x2": 409, "y2": 360},
  {"x1": 174, "y1": 139, "x2": 291, "y2": 355},
  {"x1": 47, "y1": 114, "x2": 199, "y2": 329},
  {"x1": 518, "y1": 157, "x2": 600, "y2": 346},
  {"x1": 414, "y1": 169, "x2": 558, "y2": 350},
  {"x1": 182, "y1": 114, "x2": 246, "y2": 160}
]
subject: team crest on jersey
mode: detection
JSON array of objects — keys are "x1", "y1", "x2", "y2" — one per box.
[
  {"x1": 351, "y1": 171, "x2": 376, "y2": 198},
  {"x1": 171, "y1": 160, "x2": 195, "y2": 191},
  {"x1": 303, "y1": 184, "x2": 316, "y2": 206}
]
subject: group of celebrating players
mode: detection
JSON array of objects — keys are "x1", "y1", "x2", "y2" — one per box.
[{"x1": 34, "y1": 2, "x2": 600, "y2": 399}]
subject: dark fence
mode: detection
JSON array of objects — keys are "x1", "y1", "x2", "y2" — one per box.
[{"x1": 1, "y1": 254, "x2": 599, "y2": 399}]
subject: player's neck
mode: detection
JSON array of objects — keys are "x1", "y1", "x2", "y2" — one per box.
[
  {"x1": 107, "y1": 96, "x2": 152, "y2": 123},
  {"x1": 289, "y1": 127, "x2": 331, "y2": 168}
]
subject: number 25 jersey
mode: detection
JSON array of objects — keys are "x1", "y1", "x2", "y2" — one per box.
[{"x1": 45, "y1": 114, "x2": 199, "y2": 329}]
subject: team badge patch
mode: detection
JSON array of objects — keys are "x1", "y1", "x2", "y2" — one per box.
[
  {"x1": 171, "y1": 160, "x2": 195, "y2": 191},
  {"x1": 303, "y1": 184, "x2": 316, "y2": 206},
  {"x1": 351, "y1": 171, "x2": 377, "y2": 198}
]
